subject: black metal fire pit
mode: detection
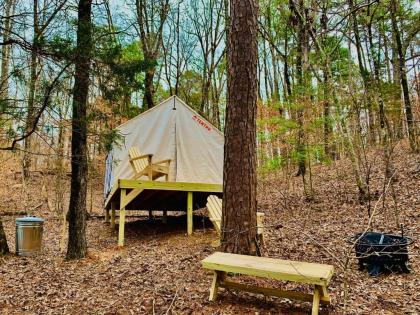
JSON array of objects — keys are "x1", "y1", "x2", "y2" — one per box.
[{"x1": 348, "y1": 232, "x2": 413, "y2": 276}]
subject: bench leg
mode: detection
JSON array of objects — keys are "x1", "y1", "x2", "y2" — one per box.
[
  {"x1": 319, "y1": 285, "x2": 329, "y2": 300},
  {"x1": 312, "y1": 285, "x2": 321, "y2": 315},
  {"x1": 209, "y1": 271, "x2": 226, "y2": 301},
  {"x1": 162, "y1": 211, "x2": 167, "y2": 224},
  {"x1": 209, "y1": 271, "x2": 219, "y2": 301}
]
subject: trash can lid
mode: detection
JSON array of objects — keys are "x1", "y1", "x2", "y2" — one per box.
[{"x1": 16, "y1": 216, "x2": 45, "y2": 223}]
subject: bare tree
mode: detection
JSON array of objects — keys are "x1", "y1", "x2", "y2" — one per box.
[
  {"x1": 189, "y1": 0, "x2": 225, "y2": 123},
  {"x1": 390, "y1": 0, "x2": 418, "y2": 152},
  {"x1": 135, "y1": 0, "x2": 170, "y2": 109},
  {"x1": 22, "y1": 0, "x2": 67, "y2": 179},
  {"x1": 161, "y1": 0, "x2": 195, "y2": 96}
]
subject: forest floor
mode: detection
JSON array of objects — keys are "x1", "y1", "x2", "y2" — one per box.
[{"x1": 0, "y1": 142, "x2": 419, "y2": 314}]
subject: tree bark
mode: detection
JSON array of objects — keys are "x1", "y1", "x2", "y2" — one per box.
[
  {"x1": 66, "y1": 0, "x2": 92, "y2": 260},
  {"x1": 0, "y1": 217, "x2": 9, "y2": 255},
  {"x1": 221, "y1": 0, "x2": 258, "y2": 255}
]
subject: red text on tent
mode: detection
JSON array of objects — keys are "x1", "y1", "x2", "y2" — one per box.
[{"x1": 192, "y1": 115, "x2": 211, "y2": 132}]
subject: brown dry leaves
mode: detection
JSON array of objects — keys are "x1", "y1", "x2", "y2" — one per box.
[{"x1": 0, "y1": 143, "x2": 419, "y2": 314}]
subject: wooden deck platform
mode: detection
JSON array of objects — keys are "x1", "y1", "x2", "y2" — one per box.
[{"x1": 104, "y1": 179, "x2": 223, "y2": 246}]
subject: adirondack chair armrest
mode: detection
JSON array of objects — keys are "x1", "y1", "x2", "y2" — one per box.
[
  {"x1": 130, "y1": 154, "x2": 153, "y2": 162},
  {"x1": 153, "y1": 159, "x2": 171, "y2": 165}
]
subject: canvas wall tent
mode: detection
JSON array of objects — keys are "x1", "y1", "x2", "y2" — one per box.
[{"x1": 104, "y1": 96, "x2": 224, "y2": 198}]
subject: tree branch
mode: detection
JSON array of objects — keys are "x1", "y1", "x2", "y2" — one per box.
[{"x1": 0, "y1": 62, "x2": 73, "y2": 151}]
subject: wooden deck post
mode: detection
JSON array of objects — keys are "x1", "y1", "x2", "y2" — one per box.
[
  {"x1": 118, "y1": 189, "x2": 127, "y2": 247},
  {"x1": 105, "y1": 208, "x2": 110, "y2": 223},
  {"x1": 110, "y1": 201, "x2": 116, "y2": 230},
  {"x1": 162, "y1": 210, "x2": 167, "y2": 224},
  {"x1": 187, "y1": 191, "x2": 193, "y2": 235}
]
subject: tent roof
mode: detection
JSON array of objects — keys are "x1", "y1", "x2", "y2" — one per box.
[{"x1": 117, "y1": 95, "x2": 223, "y2": 136}]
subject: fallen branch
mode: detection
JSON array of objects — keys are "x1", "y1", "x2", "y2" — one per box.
[{"x1": 0, "y1": 211, "x2": 27, "y2": 216}]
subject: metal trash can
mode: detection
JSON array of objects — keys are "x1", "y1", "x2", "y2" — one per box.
[{"x1": 15, "y1": 217, "x2": 44, "y2": 256}]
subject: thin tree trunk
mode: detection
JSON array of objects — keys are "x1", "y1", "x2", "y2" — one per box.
[
  {"x1": 0, "y1": 217, "x2": 9, "y2": 255},
  {"x1": 262, "y1": 41, "x2": 270, "y2": 100},
  {"x1": 200, "y1": 74, "x2": 211, "y2": 117},
  {"x1": 23, "y1": 0, "x2": 40, "y2": 179},
  {"x1": 66, "y1": 0, "x2": 92, "y2": 260},
  {"x1": 366, "y1": 15, "x2": 386, "y2": 137},
  {"x1": 390, "y1": 0, "x2": 417, "y2": 151},
  {"x1": 348, "y1": 0, "x2": 375, "y2": 141},
  {"x1": 320, "y1": 9, "x2": 332, "y2": 158},
  {"x1": 283, "y1": 31, "x2": 292, "y2": 102},
  {"x1": 323, "y1": 62, "x2": 332, "y2": 157},
  {"x1": 290, "y1": 0, "x2": 313, "y2": 199},
  {"x1": 135, "y1": 0, "x2": 169, "y2": 110},
  {"x1": 0, "y1": 0, "x2": 16, "y2": 106},
  {"x1": 221, "y1": 0, "x2": 258, "y2": 255},
  {"x1": 143, "y1": 70, "x2": 155, "y2": 110}
]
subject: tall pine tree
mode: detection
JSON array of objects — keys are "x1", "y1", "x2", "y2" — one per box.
[{"x1": 221, "y1": 0, "x2": 259, "y2": 255}]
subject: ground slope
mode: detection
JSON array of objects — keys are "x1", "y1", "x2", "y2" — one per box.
[{"x1": 0, "y1": 143, "x2": 419, "y2": 314}]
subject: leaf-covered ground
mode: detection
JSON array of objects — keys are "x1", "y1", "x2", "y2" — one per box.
[{"x1": 0, "y1": 143, "x2": 419, "y2": 314}]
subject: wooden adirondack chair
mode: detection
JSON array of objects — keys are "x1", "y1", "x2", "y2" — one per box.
[
  {"x1": 128, "y1": 147, "x2": 171, "y2": 181},
  {"x1": 206, "y1": 195, "x2": 264, "y2": 241}
]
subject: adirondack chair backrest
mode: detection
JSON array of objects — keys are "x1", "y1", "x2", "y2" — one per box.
[
  {"x1": 206, "y1": 195, "x2": 264, "y2": 235},
  {"x1": 206, "y1": 195, "x2": 223, "y2": 232},
  {"x1": 128, "y1": 147, "x2": 151, "y2": 176}
]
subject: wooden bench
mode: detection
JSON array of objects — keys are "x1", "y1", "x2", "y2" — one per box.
[
  {"x1": 206, "y1": 195, "x2": 265, "y2": 242},
  {"x1": 202, "y1": 252, "x2": 334, "y2": 315}
]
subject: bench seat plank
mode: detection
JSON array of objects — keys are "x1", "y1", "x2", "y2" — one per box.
[{"x1": 202, "y1": 252, "x2": 334, "y2": 286}]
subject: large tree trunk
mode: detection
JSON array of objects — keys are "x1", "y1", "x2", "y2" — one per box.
[
  {"x1": 390, "y1": 0, "x2": 417, "y2": 152},
  {"x1": 0, "y1": 217, "x2": 9, "y2": 255},
  {"x1": 221, "y1": 0, "x2": 258, "y2": 255},
  {"x1": 66, "y1": 0, "x2": 92, "y2": 260}
]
